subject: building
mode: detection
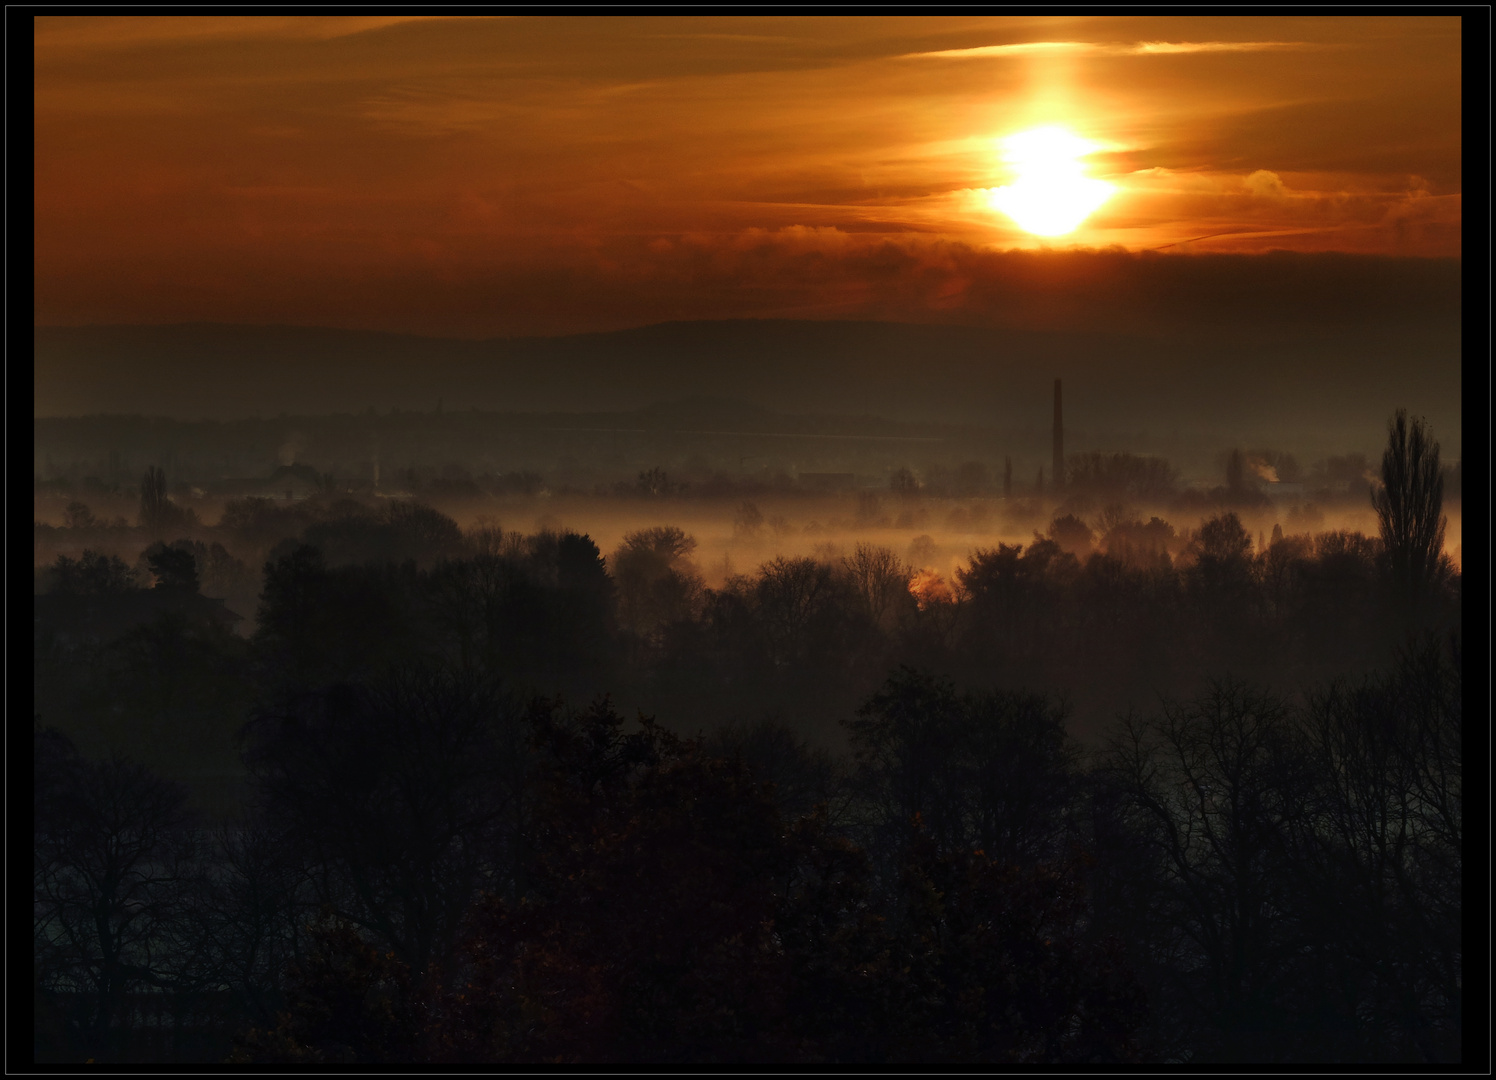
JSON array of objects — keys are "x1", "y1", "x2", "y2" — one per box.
[{"x1": 214, "y1": 462, "x2": 325, "y2": 500}]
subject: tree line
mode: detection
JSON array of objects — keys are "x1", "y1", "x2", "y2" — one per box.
[{"x1": 33, "y1": 411, "x2": 1461, "y2": 1063}]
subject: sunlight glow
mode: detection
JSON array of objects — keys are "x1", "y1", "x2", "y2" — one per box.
[{"x1": 988, "y1": 126, "x2": 1115, "y2": 237}]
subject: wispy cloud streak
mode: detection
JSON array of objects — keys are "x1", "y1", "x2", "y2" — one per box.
[{"x1": 912, "y1": 40, "x2": 1321, "y2": 59}]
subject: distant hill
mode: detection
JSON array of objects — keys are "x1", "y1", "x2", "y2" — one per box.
[{"x1": 33, "y1": 318, "x2": 1461, "y2": 452}]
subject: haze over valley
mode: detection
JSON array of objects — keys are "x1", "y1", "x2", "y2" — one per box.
[{"x1": 32, "y1": 14, "x2": 1466, "y2": 1068}]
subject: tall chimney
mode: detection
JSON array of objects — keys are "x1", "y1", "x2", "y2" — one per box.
[{"x1": 1052, "y1": 378, "x2": 1064, "y2": 491}]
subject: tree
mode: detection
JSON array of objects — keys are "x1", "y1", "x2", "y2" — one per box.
[
  {"x1": 1371, "y1": 410, "x2": 1449, "y2": 620},
  {"x1": 218, "y1": 496, "x2": 320, "y2": 563},
  {"x1": 227, "y1": 917, "x2": 420, "y2": 1065},
  {"x1": 63, "y1": 501, "x2": 97, "y2": 529},
  {"x1": 733, "y1": 501, "x2": 765, "y2": 538},
  {"x1": 1194, "y1": 513, "x2": 1252, "y2": 564},
  {"x1": 1225, "y1": 449, "x2": 1245, "y2": 495},
  {"x1": 525, "y1": 530, "x2": 619, "y2": 694},
  {"x1": 429, "y1": 696, "x2": 1143, "y2": 1064},
  {"x1": 141, "y1": 465, "x2": 169, "y2": 529},
  {"x1": 612, "y1": 526, "x2": 705, "y2": 643},
  {"x1": 1094, "y1": 682, "x2": 1315, "y2": 1061},
  {"x1": 955, "y1": 541, "x2": 1060, "y2": 672},
  {"x1": 840, "y1": 543, "x2": 912, "y2": 629},
  {"x1": 253, "y1": 544, "x2": 427, "y2": 694},
  {"x1": 880, "y1": 830, "x2": 1147, "y2": 1063},
  {"x1": 432, "y1": 699, "x2": 800, "y2": 1064},
  {"x1": 34, "y1": 730, "x2": 207, "y2": 1061},
  {"x1": 890, "y1": 467, "x2": 920, "y2": 496},
  {"x1": 196, "y1": 542, "x2": 256, "y2": 605},
  {"x1": 301, "y1": 502, "x2": 464, "y2": 568},
  {"x1": 845, "y1": 668, "x2": 968, "y2": 865},
  {"x1": 844, "y1": 668, "x2": 1076, "y2": 872},
  {"x1": 69, "y1": 601, "x2": 254, "y2": 776},
  {"x1": 706, "y1": 717, "x2": 843, "y2": 824},
  {"x1": 146, "y1": 542, "x2": 201, "y2": 593},
  {"x1": 750, "y1": 556, "x2": 860, "y2": 670},
  {"x1": 380, "y1": 500, "x2": 464, "y2": 559},
  {"x1": 1186, "y1": 513, "x2": 1254, "y2": 607},
  {"x1": 48, "y1": 550, "x2": 139, "y2": 595},
  {"x1": 232, "y1": 696, "x2": 1147, "y2": 1065},
  {"x1": 1066, "y1": 453, "x2": 1179, "y2": 501},
  {"x1": 195, "y1": 819, "x2": 312, "y2": 1034},
  {"x1": 242, "y1": 666, "x2": 531, "y2": 986},
  {"x1": 1291, "y1": 639, "x2": 1462, "y2": 1063},
  {"x1": 1048, "y1": 514, "x2": 1096, "y2": 558},
  {"x1": 1095, "y1": 510, "x2": 1175, "y2": 571},
  {"x1": 636, "y1": 467, "x2": 680, "y2": 497},
  {"x1": 140, "y1": 466, "x2": 196, "y2": 534}
]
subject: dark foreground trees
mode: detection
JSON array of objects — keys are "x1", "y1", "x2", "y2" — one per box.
[
  {"x1": 45, "y1": 550, "x2": 138, "y2": 595},
  {"x1": 844, "y1": 667, "x2": 1077, "y2": 874},
  {"x1": 242, "y1": 667, "x2": 533, "y2": 985},
  {"x1": 1089, "y1": 639, "x2": 1462, "y2": 1063},
  {"x1": 34, "y1": 727, "x2": 207, "y2": 1062},
  {"x1": 1093, "y1": 681, "x2": 1307, "y2": 1060},
  {"x1": 231, "y1": 694, "x2": 1147, "y2": 1065},
  {"x1": 34, "y1": 474, "x2": 1462, "y2": 1064},
  {"x1": 1291, "y1": 639, "x2": 1462, "y2": 1063},
  {"x1": 39, "y1": 633, "x2": 1461, "y2": 1065}
]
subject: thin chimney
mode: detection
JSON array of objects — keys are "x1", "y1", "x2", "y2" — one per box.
[{"x1": 1052, "y1": 378, "x2": 1064, "y2": 491}]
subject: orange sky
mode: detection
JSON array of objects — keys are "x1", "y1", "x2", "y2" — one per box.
[{"x1": 34, "y1": 15, "x2": 1462, "y2": 337}]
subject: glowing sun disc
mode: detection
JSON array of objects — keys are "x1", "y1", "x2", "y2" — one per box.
[{"x1": 988, "y1": 126, "x2": 1114, "y2": 236}]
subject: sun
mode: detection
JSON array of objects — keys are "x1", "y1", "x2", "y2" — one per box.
[{"x1": 988, "y1": 126, "x2": 1114, "y2": 237}]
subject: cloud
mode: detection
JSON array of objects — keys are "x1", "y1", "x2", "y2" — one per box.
[
  {"x1": 911, "y1": 40, "x2": 1320, "y2": 60},
  {"x1": 33, "y1": 15, "x2": 479, "y2": 54},
  {"x1": 33, "y1": 15, "x2": 1460, "y2": 334},
  {"x1": 1244, "y1": 170, "x2": 1288, "y2": 198},
  {"x1": 913, "y1": 41, "x2": 1092, "y2": 59},
  {"x1": 1131, "y1": 40, "x2": 1320, "y2": 55},
  {"x1": 100, "y1": 230, "x2": 1466, "y2": 337}
]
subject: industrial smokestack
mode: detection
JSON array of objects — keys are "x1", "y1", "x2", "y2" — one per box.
[{"x1": 1052, "y1": 378, "x2": 1064, "y2": 491}]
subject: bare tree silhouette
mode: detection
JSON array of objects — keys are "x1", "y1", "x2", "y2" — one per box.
[
  {"x1": 138, "y1": 465, "x2": 196, "y2": 535},
  {"x1": 34, "y1": 730, "x2": 206, "y2": 1060},
  {"x1": 1371, "y1": 410, "x2": 1448, "y2": 619},
  {"x1": 1225, "y1": 448, "x2": 1245, "y2": 495},
  {"x1": 841, "y1": 543, "x2": 912, "y2": 628},
  {"x1": 140, "y1": 465, "x2": 170, "y2": 531}
]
